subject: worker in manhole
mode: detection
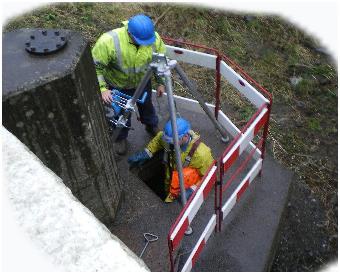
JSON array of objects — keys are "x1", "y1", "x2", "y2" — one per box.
[
  {"x1": 128, "y1": 117, "x2": 214, "y2": 202},
  {"x1": 91, "y1": 14, "x2": 166, "y2": 155}
]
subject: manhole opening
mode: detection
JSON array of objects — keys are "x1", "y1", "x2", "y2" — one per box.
[{"x1": 135, "y1": 151, "x2": 168, "y2": 201}]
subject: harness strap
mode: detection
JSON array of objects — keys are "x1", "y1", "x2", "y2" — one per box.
[
  {"x1": 168, "y1": 145, "x2": 174, "y2": 182},
  {"x1": 183, "y1": 138, "x2": 201, "y2": 168}
]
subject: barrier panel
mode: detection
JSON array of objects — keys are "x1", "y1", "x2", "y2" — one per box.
[
  {"x1": 219, "y1": 60, "x2": 269, "y2": 108},
  {"x1": 222, "y1": 105, "x2": 269, "y2": 172},
  {"x1": 168, "y1": 162, "x2": 217, "y2": 271},
  {"x1": 221, "y1": 159, "x2": 263, "y2": 220},
  {"x1": 166, "y1": 45, "x2": 217, "y2": 69},
  {"x1": 218, "y1": 104, "x2": 270, "y2": 231},
  {"x1": 163, "y1": 37, "x2": 272, "y2": 271},
  {"x1": 181, "y1": 214, "x2": 217, "y2": 272}
]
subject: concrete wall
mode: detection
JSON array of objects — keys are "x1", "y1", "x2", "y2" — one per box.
[
  {"x1": 2, "y1": 127, "x2": 149, "y2": 272},
  {"x1": 2, "y1": 29, "x2": 123, "y2": 224}
]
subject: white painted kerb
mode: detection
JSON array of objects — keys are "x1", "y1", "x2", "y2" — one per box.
[{"x1": 2, "y1": 126, "x2": 149, "y2": 272}]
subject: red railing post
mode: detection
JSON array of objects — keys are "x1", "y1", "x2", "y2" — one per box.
[
  {"x1": 218, "y1": 159, "x2": 224, "y2": 232},
  {"x1": 214, "y1": 165, "x2": 218, "y2": 233},
  {"x1": 215, "y1": 161, "x2": 222, "y2": 233},
  {"x1": 261, "y1": 103, "x2": 272, "y2": 159},
  {"x1": 168, "y1": 237, "x2": 175, "y2": 271},
  {"x1": 215, "y1": 53, "x2": 222, "y2": 119},
  {"x1": 259, "y1": 100, "x2": 272, "y2": 176}
]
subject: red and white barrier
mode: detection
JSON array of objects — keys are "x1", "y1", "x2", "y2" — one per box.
[
  {"x1": 220, "y1": 61, "x2": 269, "y2": 108},
  {"x1": 222, "y1": 107, "x2": 268, "y2": 172},
  {"x1": 216, "y1": 110, "x2": 261, "y2": 160},
  {"x1": 165, "y1": 44, "x2": 269, "y2": 109},
  {"x1": 169, "y1": 165, "x2": 217, "y2": 250},
  {"x1": 166, "y1": 45, "x2": 217, "y2": 69},
  {"x1": 221, "y1": 159, "x2": 263, "y2": 220},
  {"x1": 164, "y1": 37, "x2": 272, "y2": 272},
  {"x1": 181, "y1": 214, "x2": 217, "y2": 272}
]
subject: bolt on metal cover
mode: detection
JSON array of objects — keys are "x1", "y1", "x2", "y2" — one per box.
[{"x1": 25, "y1": 29, "x2": 68, "y2": 55}]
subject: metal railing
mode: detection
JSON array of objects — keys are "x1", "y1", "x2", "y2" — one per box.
[{"x1": 162, "y1": 36, "x2": 272, "y2": 272}]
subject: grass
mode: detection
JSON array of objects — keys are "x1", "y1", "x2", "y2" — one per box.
[
  {"x1": 308, "y1": 118, "x2": 321, "y2": 131},
  {"x1": 3, "y1": 1, "x2": 338, "y2": 250},
  {"x1": 295, "y1": 79, "x2": 315, "y2": 97}
]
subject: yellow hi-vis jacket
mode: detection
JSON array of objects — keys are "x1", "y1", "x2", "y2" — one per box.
[
  {"x1": 91, "y1": 21, "x2": 166, "y2": 92},
  {"x1": 145, "y1": 130, "x2": 214, "y2": 195}
]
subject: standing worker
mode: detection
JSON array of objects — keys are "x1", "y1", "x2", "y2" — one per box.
[
  {"x1": 128, "y1": 118, "x2": 214, "y2": 202},
  {"x1": 92, "y1": 14, "x2": 166, "y2": 155}
]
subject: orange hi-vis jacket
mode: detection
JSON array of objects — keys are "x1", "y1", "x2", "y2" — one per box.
[{"x1": 170, "y1": 167, "x2": 201, "y2": 199}]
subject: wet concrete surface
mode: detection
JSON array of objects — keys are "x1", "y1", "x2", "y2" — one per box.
[{"x1": 107, "y1": 94, "x2": 292, "y2": 271}]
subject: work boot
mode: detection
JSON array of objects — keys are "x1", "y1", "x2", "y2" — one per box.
[
  {"x1": 145, "y1": 125, "x2": 159, "y2": 137},
  {"x1": 115, "y1": 139, "x2": 128, "y2": 155}
]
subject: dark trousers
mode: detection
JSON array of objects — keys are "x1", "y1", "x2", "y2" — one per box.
[{"x1": 104, "y1": 80, "x2": 158, "y2": 141}]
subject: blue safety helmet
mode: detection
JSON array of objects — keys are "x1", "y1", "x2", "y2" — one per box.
[
  {"x1": 163, "y1": 118, "x2": 191, "y2": 144},
  {"x1": 128, "y1": 14, "x2": 156, "y2": 46}
]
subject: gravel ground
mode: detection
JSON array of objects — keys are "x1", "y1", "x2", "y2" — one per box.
[{"x1": 271, "y1": 177, "x2": 338, "y2": 271}]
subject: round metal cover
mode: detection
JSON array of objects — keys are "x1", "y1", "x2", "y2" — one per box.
[{"x1": 25, "y1": 29, "x2": 68, "y2": 55}]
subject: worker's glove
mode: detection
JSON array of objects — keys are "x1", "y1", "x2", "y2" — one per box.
[
  {"x1": 185, "y1": 186, "x2": 197, "y2": 200},
  {"x1": 128, "y1": 150, "x2": 151, "y2": 167},
  {"x1": 164, "y1": 185, "x2": 197, "y2": 203},
  {"x1": 165, "y1": 193, "x2": 176, "y2": 203}
]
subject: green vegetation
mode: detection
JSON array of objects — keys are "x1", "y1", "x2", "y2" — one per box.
[
  {"x1": 45, "y1": 12, "x2": 56, "y2": 21},
  {"x1": 295, "y1": 79, "x2": 314, "y2": 97},
  {"x1": 3, "y1": 2, "x2": 337, "y2": 239},
  {"x1": 239, "y1": 105, "x2": 254, "y2": 121},
  {"x1": 308, "y1": 118, "x2": 321, "y2": 131}
]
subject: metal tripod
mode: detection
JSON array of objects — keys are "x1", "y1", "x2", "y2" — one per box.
[{"x1": 112, "y1": 53, "x2": 230, "y2": 234}]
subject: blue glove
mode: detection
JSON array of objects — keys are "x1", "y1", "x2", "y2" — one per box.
[
  {"x1": 177, "y1": 186, "x2": 197, "y2": 201},
  {"x1": 128, "y1": 150, "x2": 151, "y2": 166},
  {"x1": 185, "y1": 187, "x2": 195, "y2": 200}
]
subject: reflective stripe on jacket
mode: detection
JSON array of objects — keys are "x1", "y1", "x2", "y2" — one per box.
[
  {"x1": 146, "y1": 130, "x2": 214, "y2": 193},
  {"x1": 91, "y1": 21, "x2": 166, "y2": 91}
]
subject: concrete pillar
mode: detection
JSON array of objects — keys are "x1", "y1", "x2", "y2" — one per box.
[{"x1": 2, "y1": 29, "x2": 123, "y2": 225}]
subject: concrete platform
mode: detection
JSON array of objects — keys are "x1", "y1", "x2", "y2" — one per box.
[{"x1": 107, "y1": 94, "x2": 292, "y2": 271}]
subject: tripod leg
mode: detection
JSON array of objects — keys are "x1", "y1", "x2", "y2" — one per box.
[
  {"x1": 174, "y1": 63, "x2": 230, "y2": 142},
  {"x1": 165, "y1": 74, "x2": 194, "y2": 236},
  {"x1": 128, "y1": 68, "x2": 153, "y2": 107},
  {"x1": 164, "y1": 73, "x2": 188, "y2": 208}
]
